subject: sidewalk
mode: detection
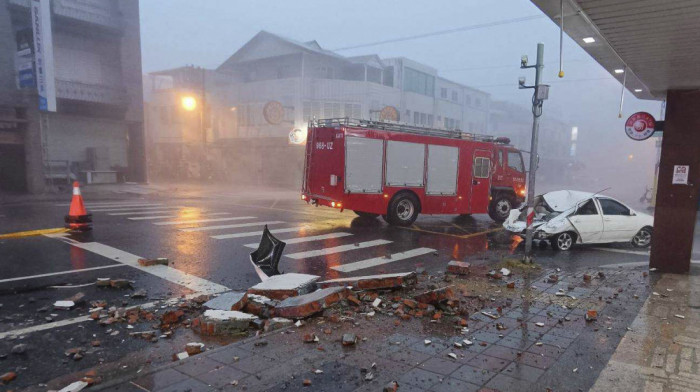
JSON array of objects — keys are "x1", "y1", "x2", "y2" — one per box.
[
  {"x1": 591, "y1": 270, "x2": 700, "y2": 392},
  {"x1": 85, "y1": 261, "x2": 697, "y2": 392}
]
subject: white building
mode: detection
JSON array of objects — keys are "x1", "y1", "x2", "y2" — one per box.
[{"x1": 145, "y1": 31, "x2": 491, "y2": 185}]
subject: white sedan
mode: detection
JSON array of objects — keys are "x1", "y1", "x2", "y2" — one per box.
[{"x1": 503, "y1": 190, "x2": 654, "y2": 251}]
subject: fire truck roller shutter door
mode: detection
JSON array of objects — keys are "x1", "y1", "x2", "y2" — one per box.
[
  {"x1": 385, "y1": 141, "x2": 425, "y2": 187},
  {"x1": 345, "y1": 136, "x2": 383, "y2": 193},
  {"x1": 426, "y1": 145, "x2": 459, "y2": 195}
]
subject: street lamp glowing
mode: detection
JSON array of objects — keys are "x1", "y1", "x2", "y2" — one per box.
[{"x1": 181, "y1": 96, "x2": 197, "y2": 111}]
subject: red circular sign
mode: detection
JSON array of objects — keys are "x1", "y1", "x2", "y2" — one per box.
[{"x1": 625, "y1": 112, "x2": 655, "y2": 141}]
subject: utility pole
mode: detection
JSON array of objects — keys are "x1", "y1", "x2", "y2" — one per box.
[{"x1": 519, "y1": 43, "x2": 548, "y2": 263}]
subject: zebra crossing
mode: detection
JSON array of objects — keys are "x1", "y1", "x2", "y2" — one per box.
[{"x1": 60, "y1": 201, "x2": 436, "y2": 275}]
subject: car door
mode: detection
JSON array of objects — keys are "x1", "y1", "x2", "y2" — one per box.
[
  {"x1": 568, "y1": 199, "x2": 603, "y2": 243},
  {"x1": 597, "y1": 197, "x2": 637, "y2": 241}
]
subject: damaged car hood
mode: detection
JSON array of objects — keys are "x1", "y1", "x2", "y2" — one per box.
[{"x1": 542, "y1": 190, "x2": 596, "y2": 212}]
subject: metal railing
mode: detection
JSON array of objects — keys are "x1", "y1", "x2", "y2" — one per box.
[{"x1": 310, "y1": 118, "x2": 500, "y2": 143}]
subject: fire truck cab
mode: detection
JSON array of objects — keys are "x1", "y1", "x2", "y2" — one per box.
[{"x1": 301, "y1": 119, "x2": 526, "y2": 226}]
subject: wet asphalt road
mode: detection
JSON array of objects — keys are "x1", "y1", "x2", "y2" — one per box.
[{"x1": 0, "y1": 189, "x2": 654, "y2": 388}]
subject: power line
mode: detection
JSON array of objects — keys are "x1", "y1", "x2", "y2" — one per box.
[
  {"x1": 472, "y1": 77, "x2": 612, "y2": 89},
  {"x1": 442, "y1": 58, "x2": 589, "y2": 73},
  {"x1": 332, "y1": 14, "x2": 546, "y2": 51}
]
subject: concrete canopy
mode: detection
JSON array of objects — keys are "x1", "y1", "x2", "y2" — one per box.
[{"x1": 531, "y1": 0, "x2": 700, "y2": 100}]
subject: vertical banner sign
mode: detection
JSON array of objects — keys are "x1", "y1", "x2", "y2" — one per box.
[{"x1": 31, "y1": 0, "x2": 56, "y2": 112}]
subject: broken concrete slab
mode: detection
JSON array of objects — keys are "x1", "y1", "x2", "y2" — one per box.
[
  {"x1": 247, "y1": 273, "x2": 320, "y2": 300},
  {"x1": 58, "y1": 380, "x2": 89, "y2": 392},
  {"x1": 342, "y1": 333, "x2": 357, "y2": 346},
  {"x1": 203, "y1": 292, "x2": 248, "y2": 311},
  {"x1": 273, "y1": 287, "x2": 348, "y2": 319},
  {"x1": 413, "y1": 286, "x2": 455, "y2": 305},
  {"x1": 54, "y1": 300, "x2": 75, "y2": 310},
  {"x1": 446, "y1": 261, "x2": 471, "y2": 275},
  {"x1": 192, "y1": 310, "x2": 258, "y2": 336},
  {"x1": 317, "y1": 272, "x2": 417, "y2": 290}
]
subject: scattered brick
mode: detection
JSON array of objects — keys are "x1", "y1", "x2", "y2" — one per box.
[
  {"x1": 383, "y1": 381, "x2": 399, "y2": 392},
  {"x1": 342, "y1": 333, "x2": 357, "y2": 346},
  {"x1": 191, "y1": 310, "x2": 257, "y2": 336},
  {"x1": 585, "y1": 310, "x2": 598, "y2": 321},
  {"x1": 1, "y1": 371, "x2": 16, "y2": 383},
  {"x1": 413, "y1": 286, "x2": 454, "y2": 305},
  {"x1": 273, "y1": 287, "x2": 348, "y2": 319},
  {"x1": 317, "y1": 272, "x2": 417, "y2": 290},
  {"x1": 185, "y1": 342, "x2": 205, "y2": 356},
  {"x1": 447, "y1": 260, "x2": 471, "y2": 275},
  {"x1": 506, "y1": 281, "x2": 515, "y2": 289},
  {"x1": 303, "y1": 379, "x2": 312, "y2": 387}
]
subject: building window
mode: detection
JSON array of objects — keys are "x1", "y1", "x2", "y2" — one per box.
[
  {"x1": 427, "y1": 114, "x2": 433, "y2": 126},
  {"x1": 465, "y1": 95, "x2": 472, "y2": 106},
  {"x1": 403, "y1": 67, "x2": 435, "y2": 97},
  {"x1": 405, "y1": 110, "x2": 411, "y2": 120},
  {"x1": 440, "y1": 88, "x2": 447, "y2": 99},
  {"x1": 414, "y1": 111, "x2": 420, "y2": 124},
  {"x1": 451, "y1": 91, "x2": 458, "y2": 102},
  {"x1": 420, "y1": 113, "x2": 426, "y2": 125},
  {"x1": 456, "y1": 120, "x2": 461, "y2": 130},
  {"x1": 475, "y1": 98, "x2": 482, "y2": 107}
]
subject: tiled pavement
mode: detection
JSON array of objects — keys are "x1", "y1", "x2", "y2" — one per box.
[{"x1": 97, "y1": 266, "x2": 655, "y2": 392}]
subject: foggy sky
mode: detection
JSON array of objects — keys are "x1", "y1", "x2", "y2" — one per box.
[{"x1": 140, "y1": 0, "x2": 662, "y2": 202}]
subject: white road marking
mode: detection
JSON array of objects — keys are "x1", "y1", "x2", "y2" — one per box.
[
  {"x1": 182, "y1": 221, "x2": 284, "y2": 233},
  {"x1": 46, "y1": 234, "x2": 229, "y2": 295},
  {"x1": 154, "y1": 216, "x2": 256, "y2": 226},
  {"x1": 108, "y1": 208, "x2": 184, "y2": 215},
  {"x1": 58, "y1": 203, "x2": 162, "y2": 208},
  {"x1": 243, "y1": 232, "x2": 352, "y2": 248},
  {"x1": 95, "y1": 206, "x2": 181, "y2": 213},
  {"x1": 128, "y1": 212, "x2": 230, "y2": 221},
  {"x1": 285, "y1": 239, "x2": 392, "y2": 260},
  {"x1": 211, "y1": 227, "x2": 305, "y2": 240},
  {"x1": 590, "y1": 247, "x2": 650, "y2": 256},
  {"x1": 0, "y1": 264, "x2": 128, "y2": 284},
  {"x1": 331, "y1": 247, "x2": 436, "y2": 273},
  {"x1": 56, "y1": 201, "x2": 160, "y2": 207}
]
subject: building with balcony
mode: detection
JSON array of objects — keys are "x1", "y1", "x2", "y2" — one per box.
[
  {"x1": 0, "y1": 0, "x2": 145, "y2": 193},
  {"x1": 144, "y1": 31, "x2": 490, "y2": 186}
]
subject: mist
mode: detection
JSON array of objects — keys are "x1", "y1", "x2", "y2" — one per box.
[{"x1": 140, "y1": 0, "x2": 661, "y2": 207}]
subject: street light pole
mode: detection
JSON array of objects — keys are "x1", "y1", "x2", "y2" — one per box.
[{"x1": 519, "y1": 43, "x2": 548, "y2": 263}]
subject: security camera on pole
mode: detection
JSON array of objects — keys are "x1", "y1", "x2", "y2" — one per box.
[{"x1": 518, "y1": 43, "x2": 549, "y2": 263}]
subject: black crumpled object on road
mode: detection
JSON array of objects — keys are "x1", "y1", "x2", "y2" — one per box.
[{"x1": 249, "y1": 225, "x2": 286, "y2": 281}]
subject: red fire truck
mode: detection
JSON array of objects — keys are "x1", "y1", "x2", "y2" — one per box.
[{"x1": 301, "y1": 119, "x2": 527, "y2": 226}]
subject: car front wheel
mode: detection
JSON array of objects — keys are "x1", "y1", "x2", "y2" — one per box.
[
  {"x1": 632, "y1": 227, "x2": 652, "y2": 248},
  {"x1": 551, "y1": 232, "x2": 575, "y2": 251}
]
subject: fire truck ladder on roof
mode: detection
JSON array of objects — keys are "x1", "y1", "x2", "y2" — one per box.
[{"x1": 310, "y1": 118, "x2": 502, "y2": 143}]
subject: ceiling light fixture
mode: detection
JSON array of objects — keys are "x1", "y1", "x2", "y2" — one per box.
[
  {"x1": 634, "y1": 89, "x2": 642, "y2": 92},
  {"x1": 614, "y1": 69, "x2": 625, "y2": 74},
  {"x1": 582, "y1": 37, "x2": 595, "y2": 43}
]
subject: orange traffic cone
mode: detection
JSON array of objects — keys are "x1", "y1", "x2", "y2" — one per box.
[{"x1": 64, "y1": 181, "x2": 92, "y2": 231}]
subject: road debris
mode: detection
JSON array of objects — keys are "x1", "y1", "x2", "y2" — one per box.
[
  {"x1": 54, "y1": 300, "x2": 75, "y2": 310},
  {"x1": 204, "y1": 291, "x2": 248, "y2": 311},
  {"x1": 58, "y1": 380, "x2": 89, "y2": 392},
  {"x1": 446, "y1": 260, "x2": 471, "y2": 275},
  {"x1": 273, "y1": 287, "x2": 348, "y2": 319},
  {"x1": 1, "y1": 372, "x2": 17, "y2": 384},
  {"x1": 585, "y1": 310, "x2": 598, "y2": 321},
  {"x1": 185, "y1": 342, "x2": 205, "y2": 355},
  {"x1": 192, "y1": 310, "x2": 258, "y2": 336},
  {"x1": 247, "y1": 273, "x2": 320, "y2": 300},
  {"x1": 318, "y1": 272, "x2": 417, "y2": 290},
  {"x1": 137, "y1": 257, "x2": 169, "y2": 266},
  {"x1": 383, "y1": 381, "x2": 399, "y2": 392},
  {"x1": 674, "y1": 314, "x2": 685, "y2": 319},
  {"x1": 342, "y1": 333, "x2": 357, "y2": 346}
]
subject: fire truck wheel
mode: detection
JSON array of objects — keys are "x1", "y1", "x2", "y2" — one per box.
[
  {"x1": 354, "y1": 211, "x2": 379, "y2": 219},
  {"x1": 488, "y1": 194, "x2": 514, "y2": 222},
  {"x1": 387, "y1": 193, "x2": 420, "y2": 226}
]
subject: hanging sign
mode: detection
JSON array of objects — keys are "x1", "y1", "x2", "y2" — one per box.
[
  {"x1": 624, "y1": 112, "x2": 655, "y2": 141},
  {"x1": 31, "y1": 0, "x2": 56, "y2": 111}
]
